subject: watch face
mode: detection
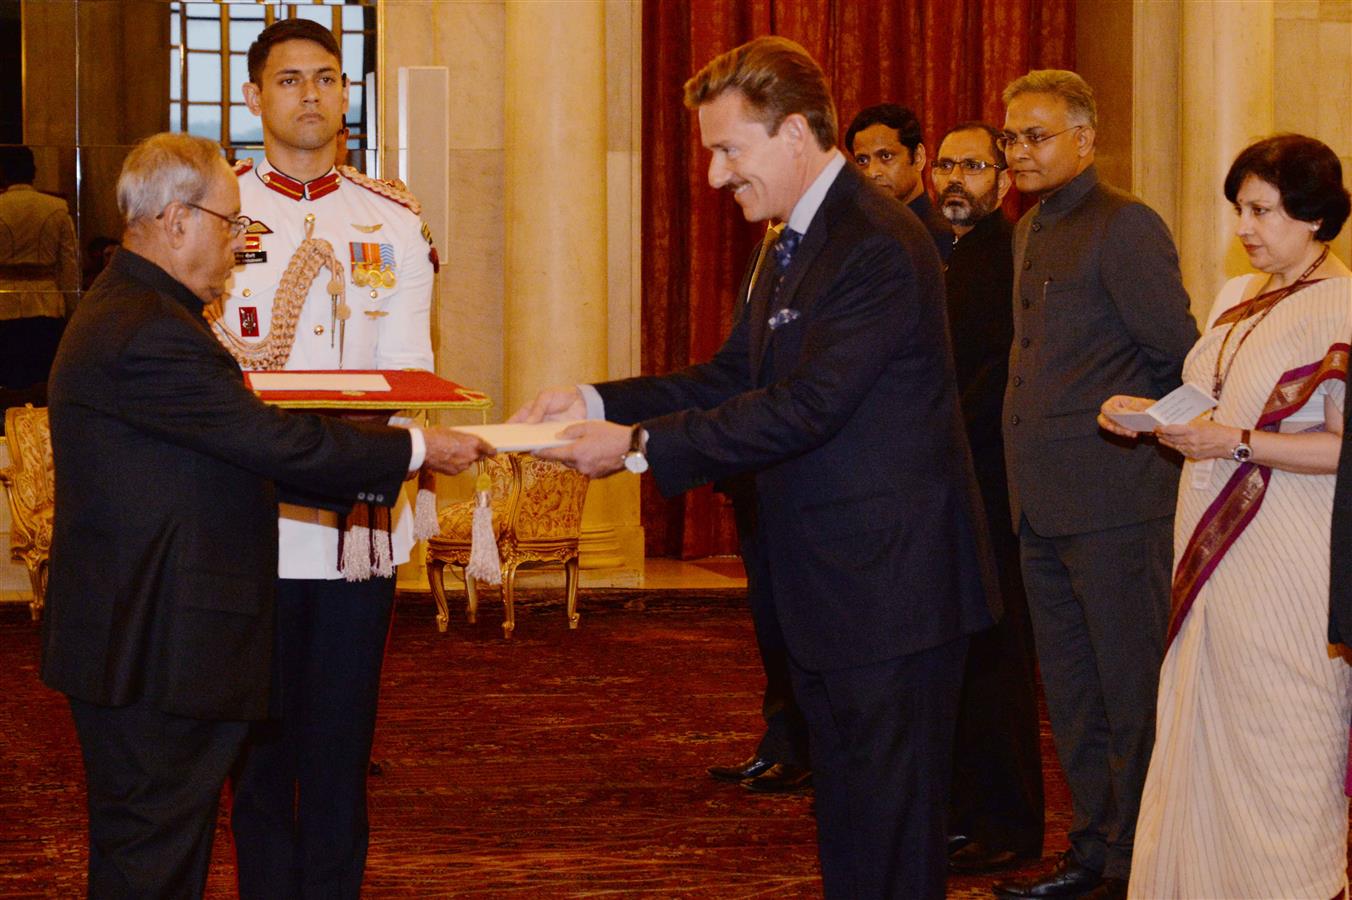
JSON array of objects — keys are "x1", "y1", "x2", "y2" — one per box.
[
  {"x1": 1233, "y1": 444, "x2": 1252, "y2": 462},
  {"x1": 624, "y1": 452, "x2": 649, "y2": 474}
]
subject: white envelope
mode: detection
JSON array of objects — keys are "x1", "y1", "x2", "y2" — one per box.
[
  {"x1": 454, "y1": 421, "x2": 586, "y2": 452},
  {"x1": 1107, "y1": 382, "x2": 1217, "y2": 432}
]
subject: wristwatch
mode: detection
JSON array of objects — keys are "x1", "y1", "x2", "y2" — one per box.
[
  {"x1": 622, "y1": 425, "x2": 649, "y2": 474},
  {"x1": 1231, "y1": 428, "x2": 1253, "y2": 463}
]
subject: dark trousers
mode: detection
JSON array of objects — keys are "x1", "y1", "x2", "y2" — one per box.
[
  {"x1": 231, "y1": 575, "x2": 395, "y2": 900},
  {"x1": 729, "y1": 481, "x2": 809, "y2": 767},
  {"x1": 0, "y1": 315, "x2": 64, "y2": 389},
  {"x1": 949, "y1": 512, "x2": 1043, "y2": 856},
  {"x1": 69, "y1": 696, "x2": 247, "y2": 899},
  {"x1": 1018, "y1": 515, "x2": 1172, "y2": 880},
  {"x1": 790, "y1": 635, "x2": 968, "y2": 900}
]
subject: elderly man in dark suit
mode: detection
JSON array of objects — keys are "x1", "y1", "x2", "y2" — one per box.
[
  {"x1": 41, "y1": 132, "x2": 489, "y2": 899},
  {"x1": 991, "y1": 71, "x2": 1197, "y2": 900},
  {"x1": 513, "y1": 36, "x2": 997, "y2": 900}
]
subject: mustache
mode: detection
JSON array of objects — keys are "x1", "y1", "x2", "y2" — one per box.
[{"x1": 940, "y1": 184, "x2": 976, "y2": 204}]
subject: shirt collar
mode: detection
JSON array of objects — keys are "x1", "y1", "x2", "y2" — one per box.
[
  {"x1": 1037, "y1": 163, "x2": 1099, "y2": 217},
  {"x1": 110, "y1": 248, "x2": 206, "y2": 319},
  {"x1": 786, "y1": 150, "x2": 846, "y2": 236},
  {"x1": 3, "y1": 184, "x2": 36, "y2": 194},
  {"x1": 255, "y1": 158, "x2": 342, "y2": 202}
]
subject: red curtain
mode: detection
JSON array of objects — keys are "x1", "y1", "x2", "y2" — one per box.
[{"x1": 640, "y1": 0, "x2": 1075, "y2": 558}]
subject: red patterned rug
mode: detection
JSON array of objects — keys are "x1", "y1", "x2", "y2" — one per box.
[{"x1": 1, "y1": 589, "x2": 1076, "y2": 898}]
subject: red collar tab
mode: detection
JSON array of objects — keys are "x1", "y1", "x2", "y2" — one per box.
[
  {"x1": 259, "y1": 168, "x2": 340, "y2": 202},
  {"x1": 306, "y1": 171, "x2": 341, "y2": 200}
]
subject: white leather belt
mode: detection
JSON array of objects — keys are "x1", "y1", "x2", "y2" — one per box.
[{"x1": 278, "y1": 502, "x2": 340, "y2": 527}]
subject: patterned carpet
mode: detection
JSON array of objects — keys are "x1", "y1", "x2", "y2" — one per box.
[{"x1": 0, "y1": 588, "x2": 1074, "y2": 898}]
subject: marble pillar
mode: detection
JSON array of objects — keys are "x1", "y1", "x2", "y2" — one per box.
[
  {"x1": 502, "y1": 0, "x2": 608, "y2": 404},
  {"x1": 1177, "y1": 0, "x2": 1275, "y2": 315},
  {"x1": 502, "y1": 0, "x2": 631, "y2": 571},
  {"x1": 381, "y1": 0, "x2": 643, "y2": 580}
]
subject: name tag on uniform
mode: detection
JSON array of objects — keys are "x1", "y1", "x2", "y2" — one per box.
[{"x1": 235, "y1": 220, "x2": 273, "y2": 265}]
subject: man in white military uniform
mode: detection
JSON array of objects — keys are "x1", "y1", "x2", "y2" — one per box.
[{"x1": 216, "y1": 20, "x2": 438, "y2": 899}]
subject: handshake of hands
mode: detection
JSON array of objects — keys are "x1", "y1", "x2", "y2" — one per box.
[{"x1": 416, "y1": 385, "x2": 638, "y2": 479}]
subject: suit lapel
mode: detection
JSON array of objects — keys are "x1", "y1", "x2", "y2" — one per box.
[
  {"x1": 755, "y1": 164, "x2": 861, "y2": 370},
  {"x1": 747, "y1": 235, "x2": 778, "y2": 376},
  {"x1": 744, "y1": 225, "x2": 779, "y2": 307},
  {"x1": 772, "y1": 218, "x2": 826, "y2": 314}
]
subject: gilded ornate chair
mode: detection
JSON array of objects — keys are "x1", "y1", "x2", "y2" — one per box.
[
  {"x1": 0, "y1": 405, "x2": 54, "y2": 619},
  {"x1": 426, "y1": 452, "x2": 589, "y2": 638}
]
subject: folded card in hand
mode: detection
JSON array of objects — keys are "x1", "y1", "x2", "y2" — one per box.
[
  {"x1": 1107, "y1": 382, "x2": 1217, "y2": 432},
  {"x1": 455, "y1": 421, "x2": 586, "y2": 452}
]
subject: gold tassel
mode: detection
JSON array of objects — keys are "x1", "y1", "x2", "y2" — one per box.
[{"x1": 466, "y1": 470, "x2": 501, "y2": 585}]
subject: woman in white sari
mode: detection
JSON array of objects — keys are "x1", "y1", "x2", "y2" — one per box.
[{"x1": 1101, "y1": 134, "x2": 1352, "y2": 899}]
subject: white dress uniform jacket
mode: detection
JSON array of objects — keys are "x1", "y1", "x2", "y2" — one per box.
[{"x1": 220, "y1": 159, "x2": 435, "y2": 579}]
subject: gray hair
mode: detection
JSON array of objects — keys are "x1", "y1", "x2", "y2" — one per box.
[
  {"x1": 117, "y1": 132, "x2": 229, "y2": 224},
  {"x1": 1002, "y1": 69, "x2": 1097, "y2": 129}
]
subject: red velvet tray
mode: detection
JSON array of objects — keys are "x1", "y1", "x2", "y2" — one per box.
[{"x1": 245, "y1": 369, "x2": 492, "y2": 412}]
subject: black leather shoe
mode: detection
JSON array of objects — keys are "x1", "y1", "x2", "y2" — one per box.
[
  {"x1": 1080, "y1": 877, "x2": 1126, "y2": 900},
  {"x1": 947, "y1": 833, "x2": 972, "y2": 854},
  {"x1": 947, "y1": 840, "x2": 1035, "y2": 874},
  {"x1": 742, "y1": 763, "x2": 812, "y2": 793},
  {"x1": 707, "y1": 754, "x2": 775, "y2": 783},
  {"x1": 992, "y1": 850, "x2": 1101, "y2": 898}
]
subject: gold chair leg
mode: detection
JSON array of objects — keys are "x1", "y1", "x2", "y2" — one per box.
[
  {"x1": 428, "y1": 559, "x2": 450, "y2": 633},
  {"x1": 501, "y1": 564, "x2": 517, "y2": 639},
  {"x1": 564, "y1": 556, "x2": 581, "y2": 629},
  {"x1": 27, "y1": 564, "x2": 46, "y2": 621},
  {"x1": 462, "y1": 566, "x2": 479, "y2": 624}
]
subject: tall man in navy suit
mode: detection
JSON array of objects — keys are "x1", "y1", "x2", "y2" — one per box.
[{"x1": 512, "y1": 37, "x2": 997, "y2": 899}]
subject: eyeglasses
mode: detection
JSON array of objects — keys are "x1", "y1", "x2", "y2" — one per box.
[
  {"x1": 999, "y1": 125, "x2": 1083, "y2": 151},
  {"x1": 157, "y1": 201, "x2": 251, "y2": 238},
  {"x1": 185, "y1": 202, "x2": 251, "y2": 238},
  {"x1": 933, "y1": 158, "x2": 1005, "y2": 176}
]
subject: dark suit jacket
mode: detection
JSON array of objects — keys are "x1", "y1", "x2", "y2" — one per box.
[
  {"x1": 908, "y1": 193, "x2": 955, "y2": 262},
  {"x1": 41, "y1": 250, "x2": 413, "y2": 720},
  {"x1": 1004, "y1": 165, "x2": 1197, "y2": 537},
  {"x1": 598, "y1": 162, "x2": 997, "y2": 672},
  {"x1": 946, "y1": 209, "x2": 1014, "y2": 506}
]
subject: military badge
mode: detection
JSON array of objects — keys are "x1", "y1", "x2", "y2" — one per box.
[
  {"x1": 349, "y1": 242, "x2": 397, "y2": 289},
  {"x1": 239, "y1": 306, "x2": 260, "y2": 337},
  {"x1": 235, "y1": 219, "x2": 274, "y2": 265}
]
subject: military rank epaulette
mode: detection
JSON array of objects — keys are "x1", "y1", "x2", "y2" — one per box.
[
  {"x1": 337, "y1": 165, "x2": 421, "y2": 216},
  {"x1": 233, "y1": 158, "x2": 254, "y2": 178}
]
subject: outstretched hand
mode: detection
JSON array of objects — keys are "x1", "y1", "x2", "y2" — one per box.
[
  {"x1": 422, "y1": 427, "x2": 495, "y2": 475},
  {"x1": 508, "y1": 385, "x2": 587, "y2": 424},
  {"x1": 534, "y1": 420, "x2": 632, "y2": 478}
]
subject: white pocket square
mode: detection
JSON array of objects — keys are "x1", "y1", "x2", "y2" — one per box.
[{"x1": 767, "y1": 308, "x2": 801, "y2": 330}]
